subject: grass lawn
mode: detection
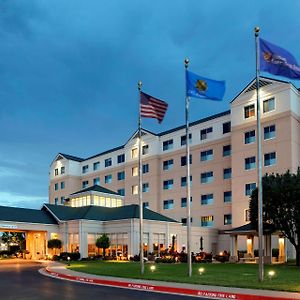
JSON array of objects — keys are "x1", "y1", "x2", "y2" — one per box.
[{"x1": 68, "y1": 261, "x2": 300, "y2": 292}]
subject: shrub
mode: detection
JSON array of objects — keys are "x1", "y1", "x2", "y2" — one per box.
[{"x1": 59, "y1": 252, "x2": 80, "y2": 261}]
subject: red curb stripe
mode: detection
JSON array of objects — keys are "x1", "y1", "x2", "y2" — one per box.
[{"x1": 44, "y1": 268, "x2": 294, "y2": 300}]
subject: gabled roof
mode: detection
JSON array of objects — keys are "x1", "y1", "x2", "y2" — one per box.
[
  {"x1": 125, "y1": 128, "x2": 157, "y2": 145},
  {"x1": 43, "y1": 203, "x2": 177, "y2": 223},
  {"x1": 70, "y1": 185, "x2": 120, "y2": 196},
  {"x1": 0, "y1": 206, "x2": 58, "y2": 225},
  {"x1": 57, "y1": 153, "x2": 84, "y2": 162}
]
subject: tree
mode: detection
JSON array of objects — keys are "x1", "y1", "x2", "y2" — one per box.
[
  {"x1": 47, "y1": 239, "x2": 62, "y2": 255},
  {"x1": 1, "y1": 232, "x2": 25, "y2": 251},
  {"x1": 96, "y1": 234, "x2": 110, "y2": 258},
  {"x1": 250, "y1": 169, "x2": 300, "y2": 266}
]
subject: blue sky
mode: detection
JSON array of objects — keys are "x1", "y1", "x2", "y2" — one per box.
[{"x1": 0, "y1": 0, "x2": 300, "y2": 209}]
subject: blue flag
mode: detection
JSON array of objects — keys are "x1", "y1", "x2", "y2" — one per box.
[
  {"x1": 259, "y1": 38, "x2": 300, "y2": 80},
  {"x1": 186, "y1": 70, "x2": 225, "y2": 101}
]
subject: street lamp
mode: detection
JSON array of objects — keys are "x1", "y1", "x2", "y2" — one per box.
[{"x1": 67, "y1": 256, "x2": 71, "y2": 266}]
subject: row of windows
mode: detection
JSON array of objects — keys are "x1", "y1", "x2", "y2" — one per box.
[
  {"x1": 244, "y1": 152, "x2": 276, "y2": 170},
  {"x1": 54, "y1": 182, "x2": 65, "y2": 190},
  {"x1": 245, "y1": 125, "x2": 276, "y2": 144},
  {"x1": 54, "y1": 196, "x2": 65, "y2": 205},
  {"x1": 54, "y1": 166, "x2": 65, "y2": 176},
  {"x1": 244, "y1": 98, "x2": 275, "y2": 119},
  {"x1": 178, "y1": 214, "x2": 232, "y2": 227}
]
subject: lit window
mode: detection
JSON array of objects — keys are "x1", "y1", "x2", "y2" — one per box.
[
  {"x1": 264, "y1": 125, "x2": 276, "y2": 140},
  {"x1": 163, "y1": 179, "x2": 173, "y2": 190},
  {"x1": 93, "y1": 177, "x2": 100, "y2": 185},
  {"x1": 224, "y1": 214, "x2": 232, "y2": 225},
  {"x1": 105, "y1": 158, "x2": 112, "y2": 167},
  {"x1": 132, "y1": 166, "x2": 138, "y2": 176},
  {"x1": 142, "y1": 145, "x2": 149, "y2": 155},
  {"x1": 131, "y1": 148, "x2": 138, "y2": 159},
  {"x1": 117, "y1": 154, "x2": 125, "y2": 163},
  {"x1": 61, "y1": 166, "x2": 65, "y2": 174},
  {"x1": 132, "y1": 185, "x2": 138, "y2": 195},
  {"x1": 201, "y1": 194, "x2": 213, "y2": 205},
  {"x1": 181, "y1": 133, "x2": 192, "y2": 146},
  {"x1": 181, "y1": 155, "x2": 192, "y2": 166},
  {"x1": 82, "y1": 165, "x2": 89, "y2": 174},
  {"x1": 162, "y1": 139, "x2": 173, "y2": 151},
  {"x1": 181, "y1": 197, "x2": 192, "y2": 208},
  {"x1": 223, "y1": 145, "x2": 231, "y2": 157},
  {"x1": 245, "y1": 130, "x2": 255, "y2": 144},
  {"x1": 82, "y1": 180, "x2": 89, "y2": 188},
  {"x1": 264, "y1": 152, "x2": 276, "y2": 166},
  {"x1": 201, "y1": 171, "x2": 213, "y2": 184},
  {"x1": 223, "y1": 122, "x2": 231, "y2": 134},
  {"x1": 200, "y1": 127, "x2": 213, "y2": 140},
  {"x1": 104, "y1": 174, "x2": 112, "y2": 184},
  {"x1": 142, "y1": 183, "x2": 149, "y2": 193},
  {"x1": 163, "y1": 159, "x2": 173, "y2": 170},
  {"x1": 200, "y1": 149, "x2": 213, "y2": 161},
  {"x1": 163, "y1": 199, "x2": 174, "y2": 210},
  {"x1": 181, "y1": 176, "x2": 192, "y2": 187},
  {"x1": 224, "y1": 191, "x2": 232, "y2": 203},
  {"x1": 93, "y1": 162, "x2": 100, "y2": 171},
  {"x1": 263, "y1": 98, "x2": 275, "y2": 113},
  {"x1": 54, "y1": 168, "x2": 58, "y2": 176},
  {"x1": 244, "y1": 104, "x2": 255, "y2": 118},
  {"x1": 245, "y1": 156, "x2": 256, "y2": 170},
  {"x1": 245, "y1": 183, "x2": 256, "y2": 196},
  {"x1": 60, "y1": 182, "x2": 65, "y2": 189},
  {"x1": 117, "y1": 171, "x2": 125, "y2": 181},
  {"x1": 201, "y1": 215, "x2": 214, "y2": 227},
  {"x1": 142, "y1": 164, "x2": 149, "y2": 174},
  {"x1": 117, "y1": 188, "x2": 125, "y2": 196}
]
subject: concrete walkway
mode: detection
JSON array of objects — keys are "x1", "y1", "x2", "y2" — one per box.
[{"x1": 39, "y1": 261, "x2": 300, "y2": 300}]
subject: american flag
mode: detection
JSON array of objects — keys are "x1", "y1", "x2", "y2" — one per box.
[{"x1": 140, "y1": 92, "x2": 168, "y2": 123}]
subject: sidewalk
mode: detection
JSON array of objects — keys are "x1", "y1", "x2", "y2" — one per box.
[{"x1": 40, "y1": 261, "x2": 300, "y2": 300}]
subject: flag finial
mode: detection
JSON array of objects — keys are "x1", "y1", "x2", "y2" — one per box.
[
  {"x1": 185, "y1": 58, "x2": 189, "y2": 69},
  {"x1": 138, "y1": 81, "x2": 142, "y2": 91},
  {"x1": 255, "y1": 27, "x2": 260, "y2": 37}
]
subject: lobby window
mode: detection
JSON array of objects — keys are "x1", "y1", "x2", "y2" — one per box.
[
  {"x1": 245, "y1": 209, "x2": 251, "y2": 222},
  {"x1": 163, "y1": 199, "x2": 174, "y2": 210},
  {"x1": 200, "y1": 149, "x2": 213, "y2": 162},
  {"x1": 201, "y1": 215, "x2": 214, "y2": 227},
  {"x1": 163, "y1": 159, "x2": 174, "y2": 171},
  {"x1": 132, "y1": 185, "x2": 138, "y2": 195},
  {"x1": 142, "y1": 145, "x2": 149, "y2": 155},
  {"x1": 61, "y1": 166, "x2": 65, "y2": 174},
  {"x1": 245, "y1": 156, "x2": 256, "y2": 170},
  {"x1": 82, "y1": 165, "x2": 89, "y2": 174},
  {"x1": 223, "y1": 145, "x2": 231, "y2": 157},
  {"x1": 163, "y1": 179, "x2": 174, "y2": 190},
  {"x1": 181, "y1": 176, "x2": 192, "y2": 187},
  {"x1": 54, "y1": 168, "x2": 58, "y2": 176},
  {"x1": 93, "y1": 177, "x2": 100, "y2": 185},
  {"x1": 162, "y1": 139, "x2": 173, "y2": 151},
  {"x1": 54, "y1": 183, "x2": 58, "y2": 191},
  {"x1": 224, "y1": 191, "x2": 232, "y2": 203},
  {"x1": 181, "y1": 133, "x2": 192, "y2": 146},
  {"x1": 244, "y1": 104, "x2": 255, "y2": 119},
  {"x1": 117, "y1": 171, "x2": 125, "y2": 181},
  {"x1": 118, "y1": 188, "x2": 125, "y2": 196},
  {"x1": 223, "y1": 121, "x2": 231, "y2": 134},
  {"x1": 60, "y1": 196, "x2": 65, "y2": 204},
  {"x1": 93, "y1": 161, "x2": 100, "y2": 171},
  {"x1": 105, "y1": 158, "x2": 112, "y2": 167},
  {"x1": 201, "y1": 171, "x2": 213, "y2": 184},
  {"x1": 263, "y1": 97, "x2": 275, "y2": 113},
  {"x1": 104, "y1": 174, "x2": 112, "y2": 184},
  {"x1": 224, "y1": 214, "x2": 232, "y2": 225},
  {"x1": 82, "y1": 180, "x2": 89, "y2": 188},
  {"x1": 54, "y1": 198, "x2": 58, "y2": 205},
  {"x1": 245, "y1": 130, "x2": 255, "y2": 144},
  {"x1": 142, "y1": 183, "x2": 149, "y2": 193},
  {"x1": 117, "y1": 154, "x2": 125, "y2": 163},
  {"x1": 143, "y1": 202, "x2": 149, "y2": 209},
  {"x1": 132, "y1": 166, "x2": 138, "y2": 176},
  {"x1": 181, "y1": 197, "x2": 192, "y2": 208},
  {"x1": 201, "y1": 193, "x2": 214, "y2": 205},
  {"x1": 200, "y1": 127, "x2": 213, "y2": 140},
  {"x1": 181, "y1": 155, "x2": 192, "y2": 166},
  {"x1": 60, "y1": 182, "x2": 65, "y2": 189},
  {"x1": 264, "y1": 125, "x2": 276, "y2": 140},
  {"x1": 143, "y1": 163, "x2": 149, "y2": 174},
  {"x1": 245, "y1": 182, "x2": 256, "y2": 196},
  {"x1": 264, "y1": 152, "x2": 276, "y2": 166}
]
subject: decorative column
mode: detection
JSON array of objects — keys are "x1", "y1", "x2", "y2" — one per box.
[
  {"x1": 264, "y1": 234, "x2": 272, "y2": 264},
  {"x1": 229, "y1": 235, "x2": 238, "y2": 262}
]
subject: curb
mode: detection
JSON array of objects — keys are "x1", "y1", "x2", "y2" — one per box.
[{"x1": 43, "y1": 267, "x2": 297, "y2": 300}]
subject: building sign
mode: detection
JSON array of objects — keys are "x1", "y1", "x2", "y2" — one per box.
[{"x1": 0, "y1": 224, "x2": 18, "y2": 229}]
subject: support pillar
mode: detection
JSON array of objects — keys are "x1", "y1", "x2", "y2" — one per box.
[
  {"x1": 229, "y1": 235, "x2": 238, "y2": 262},
  {"x1": 278, "y1": 236, "x2": 286, "y2": 263},
  {"x1": 264, "y1": 234, "x2": 272, "y2": 264}
]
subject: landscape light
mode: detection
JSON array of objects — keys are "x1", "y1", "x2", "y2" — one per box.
[
  {"x1": 67, "y1": 256, "x2": 71, "y2": 266},
  {"x1": 268, "y1": 270, "x2": 275, "y2": 279},
  {"x1": 150, "y1": 265, "x2": 156, "y2": 272},
  {"x1": 198, "y1": 267, "x2": 205, "y2": 275}
]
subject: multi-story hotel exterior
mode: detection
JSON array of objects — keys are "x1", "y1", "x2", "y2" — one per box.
[{"x1": 49, "y1": 77, "x2": 300, "y2": 259}]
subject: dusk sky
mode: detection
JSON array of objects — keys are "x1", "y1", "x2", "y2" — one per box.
[{"x1": 1, "y1": 0, "x2": 300, "y2": 209}]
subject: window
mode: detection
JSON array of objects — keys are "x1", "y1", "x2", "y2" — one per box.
[
  {"x1": 54, "y1": 197, "x2": 58, "y2": 205},
  {"x1": 245, "y1": 130, "x2": 255, "y2": 144},
  {"x1": 143, "y1": 202, "x2": 149, "y2": 209},
  {"x1": 132, "y1": 166, "x2": 138, "y2": 176},
  {"x1": 224, "y1": 191, "x2": 232, "y2": 203},
  {"x1": 244, "y1": 104, "x2": 255, "y2": 118},
  {"x1": 245, "y1": 156, "x2": 256, "y2": 170},
  {"x1": 61, "y1": 166, "x2": 65, "y2": 174},
  {"x1": 93, "y1": 177, "x2": 100, "y2": 185},
  {"x1": 142, "y1": 183, "x2": 149, "y2": 193},
  {"x1": 201, "y1": 194, "x2": 214, "y2": 205},
  {"x1": 181, "y1": 218, "x2": 193, "y2": 225},
  {"x1": 163, "y1": 179, "x2": 174, "y2": 190},
  {"x1": 264, "y1": 125, "x2": 276, "y2": 140},
  {"x1": 163, "y1": 139, "x2": 173, "y2": 151},
  {"x1": 82, "y1": 165, "x2": 89, "y2": 174},
  {"x1": 142, "y1": 164, "x2": 149, "y2": 174},
  {"x1": 201, "y1": 216, "x2": 214, "y2": 227},
  {"x1": 132, "y1": 185, "x2": 138, "y2": 195},
  {"x1": 224, "y1": 214, "x2": 232, "y2": 225},
  {"x1": 264, "y1": 152, "x2": 276, "y2": 166},
  {"x1": 163, "y1": 159, "x2": 173, "y2": 170},
  {"x1": 181, "y1": 176, "x2": 192, "y2": 187},
  {"x1": 245, "y1": 183, "x2": 256, "y2": 196},
  {"x1": 54, "y1": 168, "x2": 58, "y2": 176},
  {"x1": 104, "y1": 174, "x2": 112, "y2": 184},
  {"x1": 118, "y1": 188, "x2": 125, "y2": 196},
  {"x1": 93, "y1": 162, "x2": 100, "y2": 171},
  {"x1": 223, "y1": 145, "x2": 231, "y2": 157},
  {"x1": 105, "y1": 158, "x2": 112, "y2": 167},
  {"x1": 82, "y1": 180, "x2": 89, "y2": 188},
  {"x1": 245, "y1": 209, "x2": 251, "y2": 222},
  {"x1": 60, "y1": 196, "x2": 65, "y2": 204},
  {"x1": 200, "y1": 149, "x2": 213, "y2": 161},
  {"x1": 263, "y1": 97, "x2": 275, "y2": 113},
  {"x1": 142, "y1": 145, "x2": 149, "y2": 155},
  {"x1": 60, "y1": 182, "x2": 65, "y2": 189},
  {"x1": 54, "y1": 183, "x2": 58, "y2": 191},
  {"x1": 117, "y1": 154, "x2": 125, "y2": 163},
  {"x1": 181, "y1": 155, "x2": 192, "y2": 166},
  {"x1": 200, "y1": 127, "x2": 213, "y2": 140},
  {"x1": 163, "y1": 199, "x2": 174, "y2": 210},
  {"x1": 181, "y1": 197, "x2": 192, "y2": 208},
  {"x1": 223, "y1": 122, "x2": 231, "y2": 134},
  {"x1": 201, "y1": 171, "x2": 213, "y2": 184},
  {"x1": 181, "y1": 133, "x2": 192, "y2": 146},
  {"x1": 117, "y1": 171, "x2": 125, "y2": 181}
]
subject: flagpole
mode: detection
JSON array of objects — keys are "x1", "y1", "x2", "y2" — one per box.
[
  {"x1": 138, "y1": 80, "x2": 144, "y2": 275},
  {"x1": 255, "y1": 27, "x2": 264, "y2": 282},
  {"x1": 185, "y1": 58, "x2": 192, "y2": 277}
]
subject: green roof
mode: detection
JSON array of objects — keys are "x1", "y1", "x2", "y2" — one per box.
[
  {"x1": 44, "y1": 204, "x2": 177, "y2": 223},
  {"x1": 0, "y1": 206, "x2": 58, "y2": 225},
  {"x1": 70, "y1": 185, "x2": 120, "y2": 196}
]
